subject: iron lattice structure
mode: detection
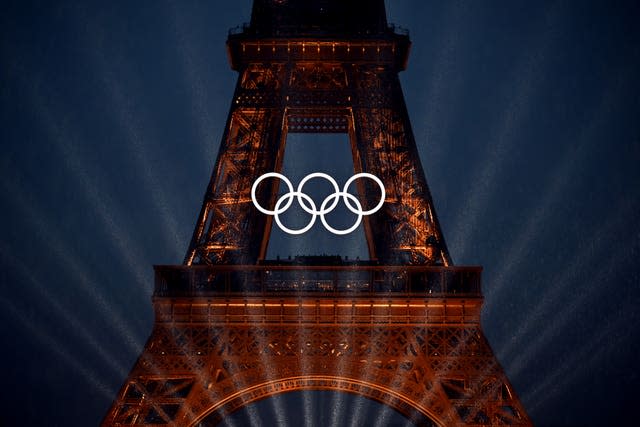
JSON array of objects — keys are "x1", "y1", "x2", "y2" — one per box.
[{"x1": 103, "y1": 1, "x2": 532, "y2": 426}]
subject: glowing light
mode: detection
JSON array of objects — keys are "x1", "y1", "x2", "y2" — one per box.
[
  {"x1": 329, "y1": 389, "x2": 347, "y2": 427},
  {"x1": 243, "y1": 289, "x2": 288, "y2": 426}
]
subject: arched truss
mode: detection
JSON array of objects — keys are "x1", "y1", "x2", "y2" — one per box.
[{"x1": 193, "y1": 376, "x2": 443, "y2": 427}]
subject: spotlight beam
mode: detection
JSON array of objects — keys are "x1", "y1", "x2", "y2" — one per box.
[
  {"x1": 486, "y1": 66, "x2": 635, "y2": 313},
  {"x1": 506, "y1": 222, "x2": 639, "y2": 379},
  {"x1": 0, "y1": 179, "x2": 144, "y2": 355},
  {"x1": 524, "y1": 301, "x2": 639, "y2": 412},
  {"x1": 22, "y1": 80, "x2": 153, "y2": 295},
  {"x1": 418, "y1": 0, "x2": 469, "y2": 185},
  {"x1": 0, "y1": 296, "x2": 114, "y2": 400},
  {"x1": 0, "y1": 247, "x2": 128, "y2": 378},
  {"x1": 163, "y1": 0, "x2": 220, "y2": 171},
  {"x1": 247, "y1": 302, "x2": 286, "y2": 427},
  {"x1": 95, "y1": 68, "x2": 184, "y2": 261},
  {"x1": 449, "y1": 2, "x2": 565, "y2": 261},
  {"x1": 71, "y1": 8, "x2": 184, "y2": 261},
  {"x1": 497, "y1": 198, "x2": 638, "y2": 363}
]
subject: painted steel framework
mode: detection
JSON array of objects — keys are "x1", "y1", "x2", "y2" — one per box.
[{"x1": 103, "y1": 1, "x2": 532, "y2": 425}]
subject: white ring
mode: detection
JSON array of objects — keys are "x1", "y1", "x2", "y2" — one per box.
[
  {"x1": 273, "y1": 192, "x2": 317, "y2": 235},
  {"x1": 296, "y1": 172, "x2": 341, "y2": 215},
  {"x1": 251, "y1": 172, "x2": 294, "y2": 215},
  {"x1": 342, "y1": 173, "x2": 386, "y2": 215},
  {"x1": 320, "y1": 192, "x2": 363, "y2": 235}
]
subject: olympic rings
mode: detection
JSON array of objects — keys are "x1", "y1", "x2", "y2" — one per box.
[{"x1": 251, "y1": 172, "x2": 386, "y2": 235}]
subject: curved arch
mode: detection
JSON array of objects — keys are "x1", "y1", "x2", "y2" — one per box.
[{"x1": 191, "y1": 375, "x2": 444, "y2": 427}]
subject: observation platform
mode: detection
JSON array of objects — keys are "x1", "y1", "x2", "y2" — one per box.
[
  {"x1": 155, "y1": 264, "x2": 481, "y2": 297},
  {"x1": 226, "y1": 28, "x2": 411, "y2": 71},
  {"x1": 225, "y1": 1, "x2": 411, "y2": 70},
  {"x1": 153, "y1": 264, "x2": 483, "y2": 326}
]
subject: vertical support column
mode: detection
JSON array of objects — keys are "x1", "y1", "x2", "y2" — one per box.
[
  {"x1": 185, "y1": 64, "x2": 287, "y2": 265},
  {"x1": 349, "y1": 66, "x2": 451, "y2": 265}
]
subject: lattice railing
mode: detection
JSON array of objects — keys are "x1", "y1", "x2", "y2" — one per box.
[{"x1": 154, "y1": 265, "x2": 481, "y2": 297}]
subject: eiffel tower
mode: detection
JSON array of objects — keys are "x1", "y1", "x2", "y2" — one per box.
[{"x1": 103, "y1": 1, "x2": 532, "y2": 425}]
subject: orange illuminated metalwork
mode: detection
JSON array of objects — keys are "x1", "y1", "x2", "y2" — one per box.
[{"x1": 103, "y1": 1, "x2": 532, "y2": 425}]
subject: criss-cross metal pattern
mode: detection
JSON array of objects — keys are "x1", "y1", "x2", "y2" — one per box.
[{"x1": 103, "y1": 1, "x2": 532, "y2": 425}]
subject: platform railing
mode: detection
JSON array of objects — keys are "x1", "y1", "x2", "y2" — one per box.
[
  {"x1": 228, "y1": 22, "x2": 409, "y2": 37},
  {"x1": 154, "y1": 265, "x2": 482, "y2": 298}
]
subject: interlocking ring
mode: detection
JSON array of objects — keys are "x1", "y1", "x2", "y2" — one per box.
[{"x1": 251, "y1": 172, "x2": 386, "y2": 235}]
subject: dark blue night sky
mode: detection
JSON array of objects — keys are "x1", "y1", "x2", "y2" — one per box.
[{"x1": 1, "y1": 1, "x2": 639, "y2": 426}]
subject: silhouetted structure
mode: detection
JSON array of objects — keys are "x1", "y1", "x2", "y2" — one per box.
[{"x1": 103, "y1": 1, "x2": 531, "y2": 425}]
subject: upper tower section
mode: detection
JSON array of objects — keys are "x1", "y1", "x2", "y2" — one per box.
[
  {"x1": 249, "y1": 0, "x2": 388, "y2": 36},
  {"x1": 227, "y1": 0, "x2": 410, "y2": 71},
  {"x1": 185, "y1": 0, "x2": 451, "y2": 266}
]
